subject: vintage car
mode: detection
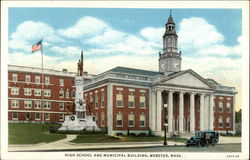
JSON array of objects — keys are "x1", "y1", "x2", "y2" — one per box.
[{"x1": 186, "y1": 130, "x2": 219, "y2": 147}]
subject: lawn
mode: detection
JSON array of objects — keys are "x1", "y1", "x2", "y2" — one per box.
[
  {"x1": 9, "y1": 123, "x2": 66, "y2": 144},
  {"x1": 71, "y1": 134, "x2": 120, "y2": 143},
  {"x1": 71, "y1": 134, "x2": 187, "y2": 143}
]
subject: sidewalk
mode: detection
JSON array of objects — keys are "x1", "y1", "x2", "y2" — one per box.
[
  {"x1": 8, "y1": 134, "x2": 184, "y2": 152},
  {"x1": 8, "y1": 135, "x2": 241, "y2": 152}
]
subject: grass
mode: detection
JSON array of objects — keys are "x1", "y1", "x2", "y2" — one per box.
[
  {"x1": 71, "y1": 134, "x2": 187, "y2": 143},
  {"x1": 71, "y1": 134, "x2": 120, "y2": 143},
  {"x1": 9, "y1": 123, "x2": 66, "y2": 144}
]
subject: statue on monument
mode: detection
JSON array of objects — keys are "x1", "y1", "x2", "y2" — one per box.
[{"x1": 59, "y1": 50, "x2": 100, "y2": 131}]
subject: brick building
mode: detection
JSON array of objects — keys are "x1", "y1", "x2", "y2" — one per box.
[{"x1": 8, "y1": 14, "x2": 236, "y2": 135}]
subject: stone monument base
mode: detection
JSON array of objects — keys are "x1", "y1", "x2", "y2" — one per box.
[{"x1": 59, "y1": 115, "x2": 100, "y2": 131}]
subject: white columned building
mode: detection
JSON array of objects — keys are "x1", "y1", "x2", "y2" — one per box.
[
  {"x1": 178, "y1": 91, "x2": 184, "y2": 132},
  {"x1": 190, "y1": 92, "x2": 195, "y2": 132}
]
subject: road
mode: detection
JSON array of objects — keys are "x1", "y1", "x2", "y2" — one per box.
[{"x1": 88, "y1": 144, "x2": 241, "y2": 152}]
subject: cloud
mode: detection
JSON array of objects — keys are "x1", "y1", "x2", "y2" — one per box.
[
  {"x1": 178, "y1": 17, "x2": 241, "y2": 58},
  {"x1": 8, "y1": 51, "x2": 59, "y2": 68},
  {"x1": 87, "y1": 30, "x2": 126, "y2": 46},
  {"x1": 140, "y1": 27, "x2": 164, "y2": 43},
  {"x1": 58, "y1": 16, "x2": 111, "y2": 39},
  {"x1": 9, "y1": 21, "x2": 64, "y2": 52},
  {"x1": 50, "y1": 46, "x2": 81, "y2": 55}
]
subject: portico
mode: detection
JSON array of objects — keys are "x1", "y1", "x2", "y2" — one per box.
[{"x1": 151, "y1": 69, "x2": 216, "y2": 136}]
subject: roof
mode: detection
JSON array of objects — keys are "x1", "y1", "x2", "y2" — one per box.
[
  {"x1": 167, "y1": 15, "x2": 175, "y2": 24},
  {"x1": 108, "y1": 66, "x2": 162, "y2": 77},
  {"x1": 207, "y1": 78, "x2": 221, "y2": 86},
  {"x1": 159, "y1": 69, "x2": 216, "y2": 89}
]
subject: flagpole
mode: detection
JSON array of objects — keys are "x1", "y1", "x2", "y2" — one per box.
[{"x1": 41, "y1": 41, "x2": 45, "y2": 132}]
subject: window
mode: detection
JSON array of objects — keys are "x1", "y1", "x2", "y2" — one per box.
[
  {"x1": 226, "y1": 117, "x2": 231, "y2": 128},
  {"x1": 95, "y1": 95, "x2": 98, "y2": 108},
  {"x1": 25, "y1": 75, "x2": 30, "y2": 83},
  {"x1": 219, "y1": 116, "x2": 223, "y2": 128},
  {"x1": 139, "y1": 76, "x2": 147, "y2": 81},
  {"x1": 45, "y1": 77, "x2": 50, "y2": 84},
  {"x1": 11, "y1": 87, "x2": 19, "y2": 95},
  {"x1": 116, "y1": 94, "x2": 123, "y2": 107},
  {"x1": 35, "y1": 113, "x2": 41, "y2": 120},
  {"x1": 116, "y1": 74, "x2": 125, "y2": 78},
  {"x1": 45, "y1": 113, "x2": 50, "y2": 120},
  {"x1": 12, "y1": 74, "x2": 18, "y2": 82},
  {"x1": 66, "y1": 89, "x2": 70, "y2": 98},
  {"x1": 59, "y1": 102, "x2": 64, "y2": 110},
  {"x1": 72, "y1": 80, "x2": 75, "y2": 86},
  {"x1": 44, "y1": 101, "x2": 51, "y2": 109},
  {"x1": 59, "y1": 79, "x2": 64, "y2": 86},
  {"x1": 128, "y1": 113, "x2": 135, "y2": 127},
  {"x1": 34, "y1": 101, "x2": 41, "y2": 109},
  {"x1": 140, "y1": 96, "x2": 146, "y2": 108},
  {"x1": 24, "y1": 100, "x2": 32, "y2": 108},
  {"x1": 101, "y1": 94, "x2": 105, "y2": 108},
  {"x1": 140, "y1": 113, "x2": 146, "y2": 127},
  {"x1": 59, "y1": 114, "x2": 64, "y2": 121},
  {"x1": 226, "y1": 102, "x2": 231, "y2": 113},
  {"x1": 101, "y1": 112, "x2": 105, "y2": 126},
  {"x1": 128, "y1": 75, "x2": 136, "y2": 79},
  {"x1": 12, "y1": 112, "x2": 18, "y2": 120},
  {"x1": 44, "y1": 90, "x2": 51, "y2": 97},
  {"x1": 24, "y1": 88, "x2": 32, "y2": 96},
  {"x1": 72, "y1": 90, "x2": 75, "y2": 98},
  {"x1": 34, "y1": 89, "x2": 41, "y2": 96},
  {"x1": 35, "y1": 76, "x2": 40, "y2": 84},
  {"x1": 219, "y1": 102, "x2": 223, "y2": 112},
  {"x1": 25, "y1": 113, "x2": 31, "y2": 120},
  {"x1": 11, "y1": 100, "x2": 19, "y2": 108},
  {"x1": 90, "y1": 96, "x2": 93, "y2": 102},
  {"x1": 128, "y1": 95, "x2": 134, "y2": 108},
  {"x1": 59, "y1": 89, "x2": 64, "y2": 98},
  {"x1": 116, "y1": 112, "x2": 123, "y2": 127}
]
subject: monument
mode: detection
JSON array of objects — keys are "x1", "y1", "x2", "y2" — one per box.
[{"x1": 59, "y1": 51, "x2": 100, "y2": 131}]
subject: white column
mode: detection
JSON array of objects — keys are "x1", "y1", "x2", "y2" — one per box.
[
  {"x1": 179, "y1": 92, "x2": 184, "y2": 132},
  {"x1": 190, "y1": 92, "x2": 195, "y2": 132},
  {"x1": 200, "y1": 93, "x2": 205, "y2": 130},
  {"x1": 151, "y1": 90, "x2": 156, "y2": 131},
  {"x1": 209, "y1": 94, "x2": 214, "y2": 130},
  {"x1": 156, "y1": 90, "x2": 162, "y2": 132},
  {"x1": 168, "y1": 91, "x2": 173, "y2": 132},
  {"x1": 107, "y1": 84, "x2": 113, "y2": 134}
]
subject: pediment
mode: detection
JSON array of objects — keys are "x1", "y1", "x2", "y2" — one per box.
[{"x1": 162, "y1": 70, "x2": 214, "y2": 89}]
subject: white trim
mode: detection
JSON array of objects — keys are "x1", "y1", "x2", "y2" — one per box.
[
  {"x1": 8, "y1": 110, "x2": 70, "y2": 114},
  {"x1": 215, "y1": 93, "x2": 236, "y2": 96},
  {"x1": 8, "y1": 97, "x2": 73, "y2": 103},
  {"x1": 8, "y1": 80, "x2": 54, "y2": 86},
  {"x1": 155, "y1": 86, "x2": 214, "y2": 94},
  {"x1": 8, "y1": 64, "x2": 78, "y2": 77},
  {"x1": 107, "y1": 84, "x2": 113, "y2": 134}
]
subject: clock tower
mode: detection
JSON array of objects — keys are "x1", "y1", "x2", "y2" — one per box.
[{"x1": 159, "y1": 13, "x2": 182, "y2": 74}]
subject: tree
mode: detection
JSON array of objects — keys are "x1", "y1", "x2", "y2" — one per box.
[{"x1": 235, "y1": 109, "x2": 242, "y2": 123}]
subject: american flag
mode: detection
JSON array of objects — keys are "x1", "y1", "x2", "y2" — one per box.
[{"x1": 31, "y1": 40, "x2": 42, "y2": 53}]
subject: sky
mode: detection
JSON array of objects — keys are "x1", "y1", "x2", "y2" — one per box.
[{"x1": 8, "y1": 8, "x2": 242, "y2": 110}]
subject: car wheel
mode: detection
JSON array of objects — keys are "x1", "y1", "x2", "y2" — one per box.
[
  {"x1": 212, "y1": 138, "x2": 217, "y2": 146},
  {"x1": 197, "y1": 141, "x2": 202, "y2": 147}
]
